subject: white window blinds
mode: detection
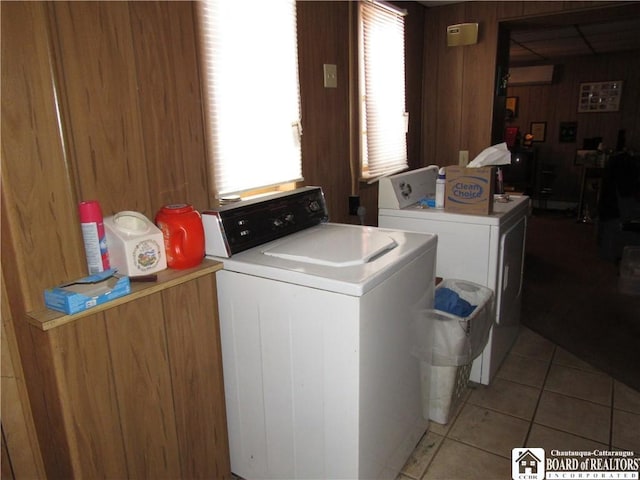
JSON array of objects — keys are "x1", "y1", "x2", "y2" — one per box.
[
  {"x1": 197, "y1": 0, "x2": 303, "y2": 197},
  {"x1": 359, "y1": 1, "x2": 408, "y2": 180}
]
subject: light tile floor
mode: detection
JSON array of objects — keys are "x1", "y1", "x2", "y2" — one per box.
[{"x1": 399, "y1": 327, "x2": 640, "y2": 480}]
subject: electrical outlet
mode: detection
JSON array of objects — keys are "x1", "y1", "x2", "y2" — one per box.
[
  {"x1": 459, "y1": 150, "x2": 469, "y2": 167},
  {"x1": 349, "y1": 195, "x2": 360, "y2": 215}
]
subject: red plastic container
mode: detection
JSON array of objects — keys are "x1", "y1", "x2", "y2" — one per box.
[{"x1": 155, "y1": 204, "x2": 205, "y2": 269}]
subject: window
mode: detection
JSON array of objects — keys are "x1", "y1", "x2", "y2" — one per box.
[
  {"x1": 197, "y1": 0, "x2": 303, "y2": 198},
  {"x1": 359, "y1": 0, "x2": 408, "y2": 180}
]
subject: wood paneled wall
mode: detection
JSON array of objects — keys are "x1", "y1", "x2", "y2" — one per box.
[
  {"x1": 1, "y1": 2, "x2": 211, "y2": 476},
  {"x1": 297, "y1": 2, "x2": 353, "y2": 224},
  {"x1": 3, "y1": 0, "x2": 637, "y2": 474},
  {"x1": 422, "y1": 2, "x2": 499, "y2": 167},
  {"x1": 422, "y1": 1, "x2": 576, "y2": 166},
  {"x1": 4, "y1": 0, "x2": 635, "y2": 321},
  {"x1": 507, "y1": 51, "x2": 640, "y2": 202},
  {"x1": 1, "y1": 275, "x2": 46, "y2": 479},
  {"x1": 297, "y1": 1, "x2": 426, "y2": 225},
  {"x1": 422, "y1": 1, "x2": 639, "y2": 205},
  {"x1": 53, "y1": 1, "x2": 210, "y2": 218},
  {"x1": 2, "y1": 0, "x2": 209, "y2": 307}
]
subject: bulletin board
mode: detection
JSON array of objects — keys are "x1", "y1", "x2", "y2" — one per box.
[{"x1": 578, "y1": 81, "x2": 623, "y2": 113}]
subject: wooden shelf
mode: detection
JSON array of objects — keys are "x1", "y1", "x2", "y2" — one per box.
[{"x1": 27, "y1": 259, "x2": 223, "y2": 331}]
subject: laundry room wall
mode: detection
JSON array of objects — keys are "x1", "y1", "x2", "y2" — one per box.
[
  {"x1": 296, "y1": 1, "x2": 426, "y2": 226},
  {"x1": 506, "y1": 51, "x2": 640, "y2": 204},
  {"x1": 1, "y1": 2, "x2": 211, "y2": 475},
  {"x1": 421, "y1": 1, "x2": 639, "y2": 207},
  {"x1": 3, "y1": 1, "x2": 632, "y2": 474}
]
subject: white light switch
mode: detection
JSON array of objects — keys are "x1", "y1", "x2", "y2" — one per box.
[{"x1": 323, "y1": 64, "x2": 337, "y2": 88}]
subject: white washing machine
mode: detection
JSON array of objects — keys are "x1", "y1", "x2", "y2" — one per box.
[
  {"x1": 378, "y1": 167, "x2": 529, "y2": 385},
  {"x1": 202, "y1": 187, "x2": 437, "y2": 480}
]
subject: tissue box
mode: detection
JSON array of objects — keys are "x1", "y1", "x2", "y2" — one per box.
[
  {"x1": 444, "y1": 166, "x2": 495, "y2": 215},
  {"x1": 44, "y1": 269, "x2": 131, "y2": 315}
]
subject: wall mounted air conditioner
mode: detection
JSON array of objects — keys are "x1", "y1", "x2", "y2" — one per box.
[{"x1": 508, "y1": 65, "x2": 555, "y2": 85}]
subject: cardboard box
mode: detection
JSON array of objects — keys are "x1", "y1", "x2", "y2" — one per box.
[
  {"x1": 44, "y1": 269, "x2": 131, "y2": 315},
  {"x1": 444, "y1": 166, "x2": 495, "y2": 215}
]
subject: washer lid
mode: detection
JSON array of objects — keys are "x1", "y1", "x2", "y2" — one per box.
[
  {"x1": 263, "y1": 225, "x2": 397, "y2": 267},
  {"x1": 213, "y1": 223, "x2": 437, "y2": 296}
]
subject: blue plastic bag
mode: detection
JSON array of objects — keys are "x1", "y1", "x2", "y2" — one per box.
[{"x1": 434, "y1": 287, "x2": 476, "y2": 317}]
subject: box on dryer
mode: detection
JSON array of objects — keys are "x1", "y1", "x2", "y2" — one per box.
[{"x1": 444, "y1": 166, "x2": 495, "y2": 215}]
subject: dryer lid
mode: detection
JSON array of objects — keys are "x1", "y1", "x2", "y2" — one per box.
[{"x1": 262, "y1": 224, "x2": 397, "y2": 267}]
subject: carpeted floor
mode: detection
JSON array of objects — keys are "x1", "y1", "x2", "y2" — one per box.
[{"x1": 521, "y1": 209, "x2": 640, "y2": 392}]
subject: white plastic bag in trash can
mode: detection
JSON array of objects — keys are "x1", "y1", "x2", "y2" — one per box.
[{"x1": 411, "y1": 279, "x2": 494, "y2": 367}]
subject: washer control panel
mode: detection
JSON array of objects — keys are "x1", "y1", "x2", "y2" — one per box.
[{"x1": 202, "y1": 187, "x2": 329, "y2": 257}]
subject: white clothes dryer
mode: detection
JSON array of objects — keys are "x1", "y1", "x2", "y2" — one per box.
[{"x1": 378, "y1": 167, "x2": 530, "y2": 385}]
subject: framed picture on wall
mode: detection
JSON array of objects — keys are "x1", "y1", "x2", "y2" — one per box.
[
  {"x1": 530, "y1": 122, "x2": 547, "y2": 142},
  {"x1": 578, "y1": 81, "x2": 623, "y2": 112},
  {"x1": 559, "y1": 122, "x2": 578, "y2": 143},
  {"x1": 506, "y1": 96, "x2": 519, "y2": 119}
]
